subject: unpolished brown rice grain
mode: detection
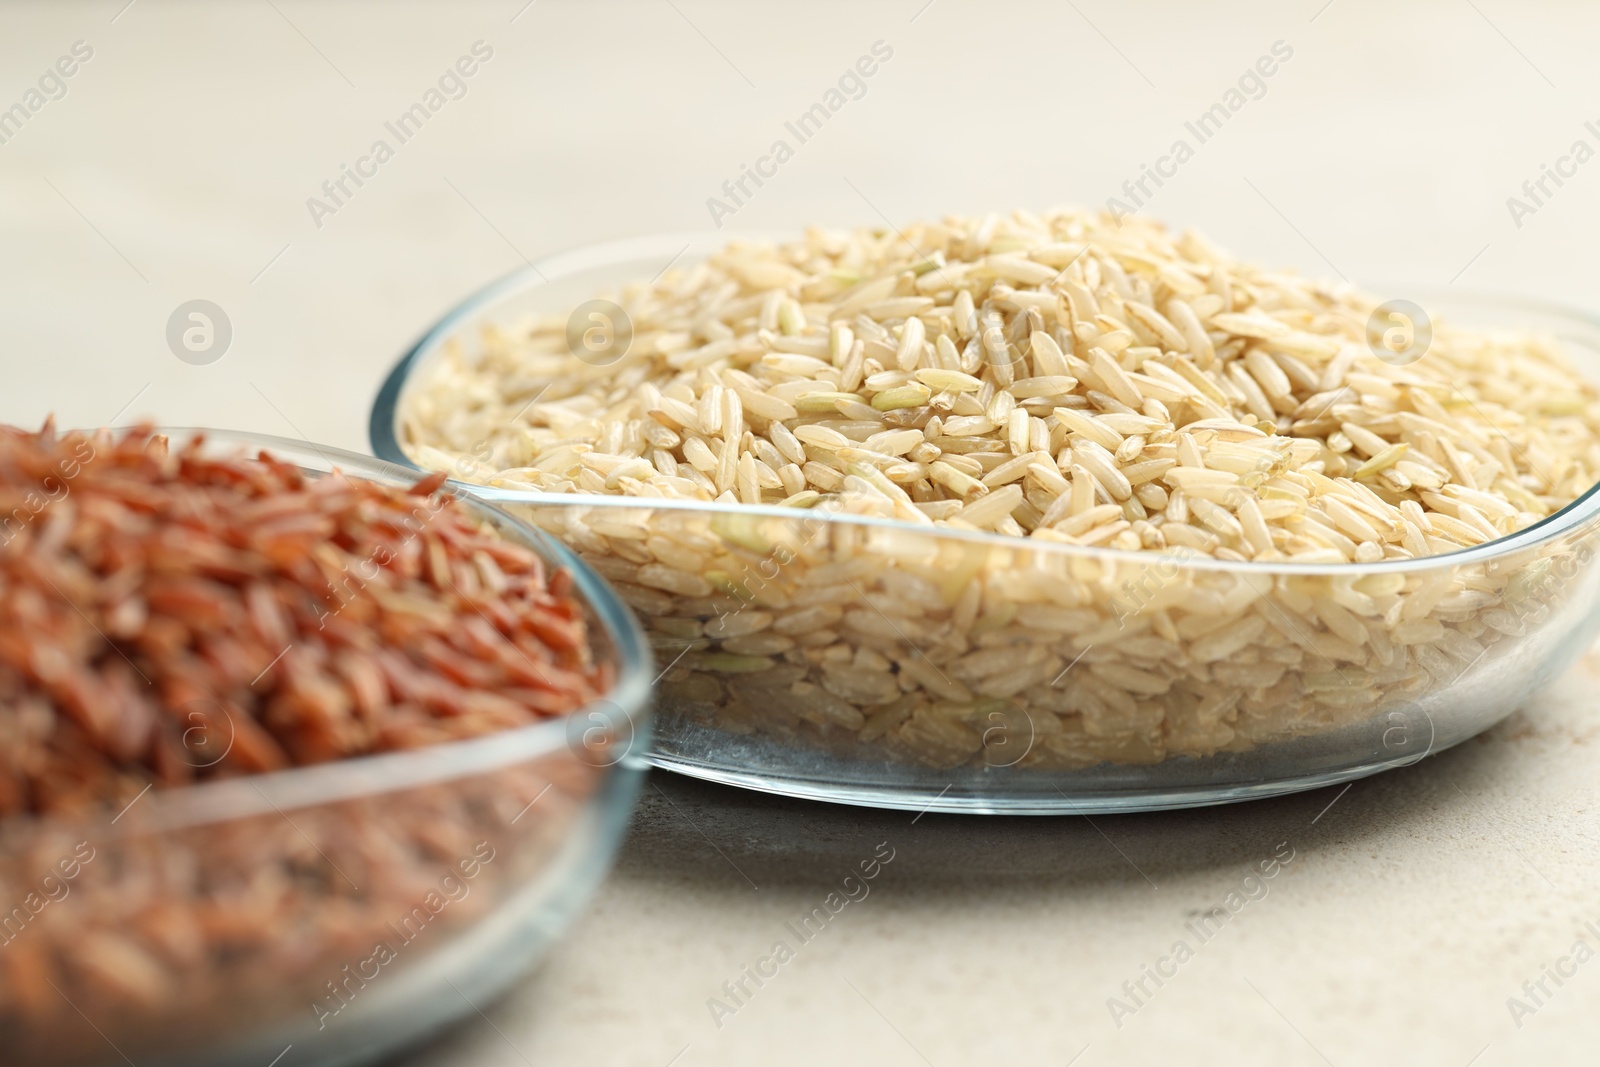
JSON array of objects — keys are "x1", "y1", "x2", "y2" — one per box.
[{"x1": 401, "y1": 207, "x2": 1600, "y2": 771}]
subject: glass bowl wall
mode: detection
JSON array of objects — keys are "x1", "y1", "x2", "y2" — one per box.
[
  {"x1": 1, "y1": 431, "x2": 652, "y2": 1067},
  {"x1": 372, "y1": 234, "x2": 1600, "y2": 814}
]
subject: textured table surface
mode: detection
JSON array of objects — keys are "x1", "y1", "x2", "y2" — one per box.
[{"x1": 4, "y1": 1, "x2": 1598, "y2": 1064}]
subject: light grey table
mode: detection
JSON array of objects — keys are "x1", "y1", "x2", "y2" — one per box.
[{"x1": 4, "y1": 2, "x2": 1597, "y2": 1063}]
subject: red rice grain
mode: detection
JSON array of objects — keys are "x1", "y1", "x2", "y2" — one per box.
[{"x1": 0, "y1": 422, "x2": 610, "y2": 817}]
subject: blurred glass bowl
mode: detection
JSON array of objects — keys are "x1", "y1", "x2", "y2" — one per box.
[
  {"x1": 371, "y1": 233, "x2": 1600, "y2": 814},
  {"x1": 0, "y1": 431, "x2": 652, "y2": 1067}
]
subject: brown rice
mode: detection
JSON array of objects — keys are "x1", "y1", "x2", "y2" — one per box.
[{"x1": 398, "y1": 208, "x2": 1600, "y2": 769}]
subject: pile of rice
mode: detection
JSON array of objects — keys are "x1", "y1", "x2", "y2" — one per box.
[
  {"x1": 398, "y1": 209, "x2": 1600, "y2": 769},
  {"x1": 404, "y1": 208, "x2": 1600, "y2": 564}
]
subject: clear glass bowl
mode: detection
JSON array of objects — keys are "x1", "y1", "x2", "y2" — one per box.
[
  {"x1": 370, "y1": 233, "x2": 1600, "y2": 815},
  {"x1": 0, "y1": 431, "x2": 652, "y2": 1067}
]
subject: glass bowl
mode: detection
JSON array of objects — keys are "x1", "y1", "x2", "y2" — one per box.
[
  {"x1": 370, "y1": 232, "x2": 1600, "y2": 815},
  {"x1": 0, "y1": 430, "x2": 652, "y2": 1067}
]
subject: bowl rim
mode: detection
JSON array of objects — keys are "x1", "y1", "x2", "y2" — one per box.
[
  {"x1": 26, "y1": 427, "x2": 654, "y2": 836},
  {"x1": 369, "y1": 230, "x2": 1600, "y2": 578}
]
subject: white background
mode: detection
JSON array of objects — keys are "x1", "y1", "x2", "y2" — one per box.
[{"x1": 3, "y1": 1, "x2": 1599, "y2": 1064}]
